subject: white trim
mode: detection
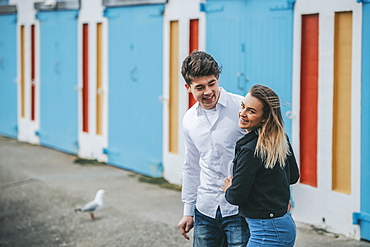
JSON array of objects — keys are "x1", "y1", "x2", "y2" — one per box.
[{"x1": 162, "y1": 0, "x2": 205, "y2": 185}]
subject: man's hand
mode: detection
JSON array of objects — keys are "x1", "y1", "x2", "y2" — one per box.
[{"x1": 177, "y1": 216, "x2": 194, "y2": 240}]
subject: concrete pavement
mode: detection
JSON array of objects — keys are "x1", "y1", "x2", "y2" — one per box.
[{"x1": 1, "y1": 135, "x2": 370, "y2": 247}]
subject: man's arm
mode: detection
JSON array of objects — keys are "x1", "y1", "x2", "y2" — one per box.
[{"x1": 178, "y1": 127, "x2": 201, "y2": 239}]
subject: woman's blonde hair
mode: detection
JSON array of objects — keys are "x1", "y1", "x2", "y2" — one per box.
[{"x1": 250, "y1": 84, "x2": 290, "y2": 169}]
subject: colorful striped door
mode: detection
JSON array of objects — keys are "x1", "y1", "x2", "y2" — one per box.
[
  {"x1": 37, "y1": 10, "x2": 79, "y2": 154},
  {"x1": 104, "y1": 4, "x2": 163, "y2": 177},
  {"x1": 0, "y1": 13, "x2": 17, "y2": 138},
  {"x1": 205, "y1": 0, "x2": 294, "y2": 135}
]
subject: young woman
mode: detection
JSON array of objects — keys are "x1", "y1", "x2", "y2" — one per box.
[{"x1": 222, "y1": 84, "x2": 300, "y2": 247}]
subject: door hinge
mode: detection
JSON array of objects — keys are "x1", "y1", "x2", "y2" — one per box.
[{"x1": 353, "y1": 212, "x2": 370, "y2": 225}]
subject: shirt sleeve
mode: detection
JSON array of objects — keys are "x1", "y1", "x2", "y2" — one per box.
[
  {"x1": 225, "y1": 147, "x2": 260, "y2": 206},
  {"x1": 181, "y1": 126, "x2": 201, "y2": 217},
  {"x1": 287, "y1": 138, "x2": 300, "y2": 184}
]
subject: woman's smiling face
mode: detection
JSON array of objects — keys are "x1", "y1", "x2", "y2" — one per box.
[{"x1": 238, "y1": 93, "x2": 265, "y2": 132}]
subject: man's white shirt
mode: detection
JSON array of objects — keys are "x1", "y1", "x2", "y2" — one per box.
[{"x1": 181, "y1": 87, "x2": 245, "y2": 219}]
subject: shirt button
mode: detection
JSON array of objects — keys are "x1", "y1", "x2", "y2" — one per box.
[{"x1": 270, "y1": 213, "x2": 274, "y2": 218}]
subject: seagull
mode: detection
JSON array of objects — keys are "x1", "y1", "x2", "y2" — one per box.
[{"x1": 75, "y1": 189, "x2": 106, "y2": 220}]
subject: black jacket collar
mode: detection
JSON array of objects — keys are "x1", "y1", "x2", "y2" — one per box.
[{"x1": 236, "y1": 129, "x2": 259, "y2": 147}]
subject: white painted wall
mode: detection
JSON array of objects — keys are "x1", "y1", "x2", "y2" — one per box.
[
  {"x1": 77, "y1": 0, "x2": 108, "y2": 162},
  {"x1": 162, "y1": 0, "x2": 205, "y2": 185},
  {"x1": 291, "y1": 0, "x2": 362, "y2": 239},
  {"x1": 11, "y1": 0, "x2": 40, "y2": 144}
]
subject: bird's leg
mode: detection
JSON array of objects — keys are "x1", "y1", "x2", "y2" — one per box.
[{"x1": 90, "y1": 213, "x2": 95, "y2": 220}]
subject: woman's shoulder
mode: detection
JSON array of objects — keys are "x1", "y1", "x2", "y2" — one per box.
[{"x1": 236, "y1": 132, "x2": 258, "y2": 151}]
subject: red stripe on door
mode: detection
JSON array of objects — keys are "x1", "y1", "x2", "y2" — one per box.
[
  {"x1": 300, "y1": 14, "x2": 319, "y2": 187},
  {"x1": 82, "y1": 23, "x2": 89, "y2": 133},
  {"x1": 188, "y1": 19, "x2": 199, "y2": 109}
]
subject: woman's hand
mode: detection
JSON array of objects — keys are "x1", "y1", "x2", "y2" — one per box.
[{"x1": 222, "y1": 176, "x2": 233, "y2": 192}]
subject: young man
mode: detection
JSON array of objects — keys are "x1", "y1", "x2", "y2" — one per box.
[{"x1": 178, "y1": 51, "x2": 250, "y2": 246}]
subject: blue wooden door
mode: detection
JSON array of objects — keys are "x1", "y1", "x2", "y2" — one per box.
[
  {"x1": 206, "y1": 0, "x2": 248, "y2": 96},
  {"x1": 37, "y1": 11, "x2": 78, "y2": 154},
  {"x1": 353, "y1": 2, "x2": 370, "y2": 241},
  {"x1": 0, "y1": 14, "x2": 17, "y2": 138},
  {"x1": 206, "y1": 0, "x2": 294, "y2": 135},
  {"x1": 104, "y1": 5, "x2": 163, "y2": 177}
]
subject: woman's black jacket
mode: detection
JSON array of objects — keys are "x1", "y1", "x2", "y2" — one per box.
[{"x1": 225, "y1": 130, "x2": 300, "y2": 219}]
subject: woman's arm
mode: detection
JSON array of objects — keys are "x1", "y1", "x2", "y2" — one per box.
[
  {"x1": 224, "y1": 148, "x2": 260, "y2": 205},
  {"x1": 287, "y1": 140, "x2": 300, "y2": 184}
]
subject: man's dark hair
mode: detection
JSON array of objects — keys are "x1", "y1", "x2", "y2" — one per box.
[{"x1": 181, "y1": 51, "x2": 222, "y2": 85}]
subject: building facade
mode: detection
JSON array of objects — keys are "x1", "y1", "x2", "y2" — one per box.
[{"x1": 0, "y1": 0, "x2": 369, "y2": 241}]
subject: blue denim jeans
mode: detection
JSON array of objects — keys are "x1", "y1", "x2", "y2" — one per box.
[
  {"x1": 194, "y1": 207, "x2": 250, "y2": 247},
  {"x1": 245, "y1": 213, "x2": 296, "y2": 247}
]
